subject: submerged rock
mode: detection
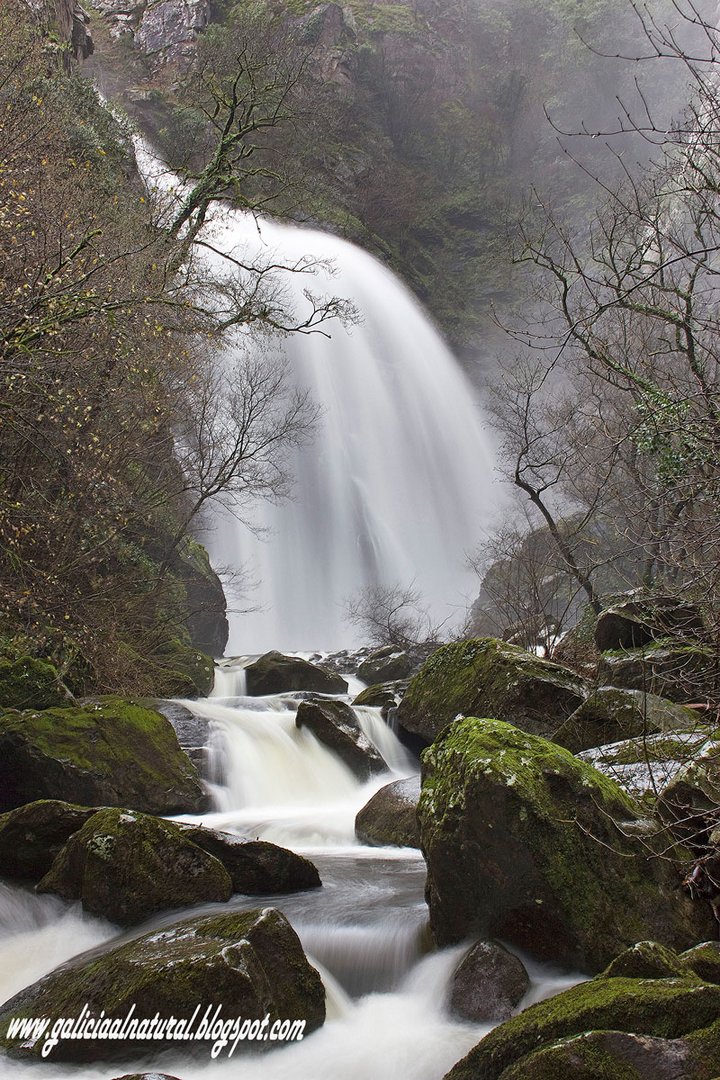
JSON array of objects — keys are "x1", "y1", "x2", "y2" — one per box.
[
  {"x1": 0, "y1": 800, "x2": 96, "y2": 881},
  {"x1": 37, "y1": 808, "x2": 232, "y2": 924},
  {"x1": 418, "y1": 717, "x2": 713, "y2": 969},
  {"x1": 177, "y1": 825, "x2": 321, "y2": 893},
  {"x1": 554, "y1": 686, "x2": 696, "y2": 754},
  {"x1": 444, "y1": 974, "x2": 720, "y2": 1080},
  {"x1": 245, "y1": 651, "x2": 348, "y2": 696},
  {"x1": 0, "y1": 908, "x2": 325, "y2": 1062},
  {"x1": 355, "y1": 776, "x2": 420, "y2": 847},
  {"x1": 398, "y1": 638, "x2": 587, "y2": 745},
  {"x1": 295, "y1": 698, "x2": 385, "y2": 778},
  {"x1": 448, "y1": 941, "x2": 529, "y2": 1023},
  {"x1": 0, "y1": 697, "x2": 206, "y2": 815}
]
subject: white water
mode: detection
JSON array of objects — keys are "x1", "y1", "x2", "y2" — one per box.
[{"x1": 199, "y1": 214, "x2": 498, "y2": 652}]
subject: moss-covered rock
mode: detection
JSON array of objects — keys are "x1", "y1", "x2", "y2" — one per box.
[
  {"x1": 602, "y1": 941, "x2": 689, "y2": 980},
  {"x1": 352, "y1": 679, "x2": 408, "y2": 711},
  {"x1": 656, "y1": 745, "x2": 720, "y2": 849},
  {"x1": 358, "y1": 646, "x2": 412, "y2": 684},
  {"x1": 398, "y1": 639, "x2": 587, "y2": 745},
  {"x1": 444, "y1": 976, "x2": 720, "y2": 1080},
  {"x1": 496, "y1": 1029, "x2": 701, "y2": 1080},
  {"x1": 246, "y1": 651, "x2": 348, "y2": 696},
  {"x1": 0, "y1": 907, "x2": 325, "y2": 1062},
  {"x1": 598, "y1": 641, "x2": 718, "y2": 703},
  {"x1": 0, "y1": 698, "x2": 206, "y2": 814},
  {"x1": 595, "y1": 596, "x2": 706, "y2": 652},
  {"x1": 554, "y1": 687, "x2": 697, "y2": 754},
  {"x1": 152, "y1": 641, "x2": 215, "y2": 698},
  {"x1": 418, "y1": 718, "x2": 713, "y2": 968},
  {"x1": 0, "y1": 657, "x2": 68, "y2": 711},
  {"x1": 295, "y1": 698, "x2": 385, "y2": 778},
  {"x1": 37, "y1": 808, "x2": 232, "y2": 924},
  {"x1": 355, "y1": 776, "x2": 420, "y2": 846},
  {"x1": 176, "y1": 825, "x2": 321, "y2": 893},
  {"x1": 0, "y1": 800, "x2": 96, "y2": 881},
  {"x1": 680, "y1": 942, "x2": 720, "y2": 984},
  {"x1": 579, "y1": 729, "x2": 718, "y2": 799},
  {"x1": 449, "y1": 941, "x2": 529, "y2": 1023}
]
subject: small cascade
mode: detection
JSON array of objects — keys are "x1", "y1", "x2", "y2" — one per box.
[
  {"x1": 355, "y1": 705, "x2": 417, "y2": 774},
  {"x1": 210, "y1": 659, "x2": 250, "y2": 699}
]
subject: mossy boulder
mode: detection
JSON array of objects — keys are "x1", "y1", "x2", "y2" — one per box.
[
  {"x1": 656, "y1": 745, "x2": 720, "y2": 848},
  {"x1": 358, "y1": 646, "x2": 412, "y2": 684},
  {"x1": 443, "y1": 976, "x2": 720, "y2": 1080},
  {"x1": 153, "y1": 641, "x2": 215, "y2": 698},
  {"x1": 176, "y1": 825, "x2": 321, "y2": 893},
  {"x1": 355, "y1": 776, "x2": 420, "y2": 847},
  {"x1": 37, "y1": 808, "x2": 232, "y2": 925},
  {"x1": 449, "y1": 941, "x2": 529, "y2": 1023},
  {"x1": 352, "y1": 679, "x2": 409, "y2": 711},
  {"x1": 171, "y1": 536, "x2": 228, "y2": 658},
  {"x1": 595, "y1": 595, "x2": 706, "y2": 652},
  {"x1": 579, "y1": 729, "x2": 718, "y2": 799},
  {"x1": 398, "y1": 639, "x2": 587, "y2": 745},
  {"x1": 598, "y1": 640, "x2": 718, "y2": 703},
  {"x1": 602, "y1": 941, "x2": 689, "y2": 980},
  {"x1": 0, "y1": 800, "x2": 96, "y2": 881},
  {"x1": 245, "y1": 651, "x2": 348, "y2": 696},
  {"x1": 0, "y1": 907, "x2": 325, "y2": 1062},
  {"x1": 0, "y1": 697, "x2": 206, "y2": 815},
  {"x1": 554, "y1": 687, "x2": 697, "y2": 754},
  {"x1": 418, "y1": 718, "x2": 713, "y2": 969},
  {"x1": 295, "y1": 698, "x2": 385, "y2": 777},
  {"x1": 0, "y1": 657, "x2": 67, "y2": 711},
  {"x1": 681, "y1": 942, "x2": 720, "y2": 984}
]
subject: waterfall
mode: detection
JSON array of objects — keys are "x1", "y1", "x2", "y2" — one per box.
[{"x1": 194, "y1": 212, "x2": 497, "y2": 653}]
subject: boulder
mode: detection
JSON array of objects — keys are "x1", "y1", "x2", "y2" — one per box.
[
  {"x1": 0, "y1": 697, "x2": 206, "y2": 815},
  {"x1": 245, "y1": 651, "x2": 348, "y2": 697},
  {"x1": 295, "y1": 698, "x2": 385, "y2": 778},
  {"x1": 656, "y1": 745, "x2": 720, "y2": 849},
  {"x1": 37, "y1": 808, "x2": 232, "y2": 925},
  {"x1": 554, "y1": 687, "x2": 697, "y2": 754},
  {"x1": 0, "y1": 800, "x2": 96, "y2": 881},
  {"x1": 358, "y1": 646, "x2": 412, "y2": 684},
  {"x1": 355, "y1": 776, "x2": 420, "y2": 847},
  {"x1": 112, "y1": 1075, "x2": 184, "y2": 1080},
  {"x1": 602, "y1": 941, "x2": 689, "y2": 980},
  {"x1": 418, "y1": 717, "x2": 714, "y2": 969},
  {"x1": 176, "y1": 825, "x2": 321, "y2": 893},
  {"x1": 598, "y1": 640, "x2": 718, "y2": 703},
  {"x1": 448, "y1": 941, "x2": 529, "y2": 1023},
  {"x1": 352, "y1": 679, "x2": 408, "y2": 712},
  {"x1": 680, "y1": 942, "x2": 720, "y2": 984},
  {"x1": 0, "y1": 907, "x2": 325, "y2": 1062},
  {"x1": 398, "y1": 639, "x2": 587, "y2": 745},
  {"x1": 595, "y1": 595, "x2": 706, "y2": 652},
  {"x1": 579, "y1": 728, "x2": 717, "y2": 799},
  {"x1": 495, "y1": 1029, "x2": 702, "y2": 1080},
  {"x1": 152, "y1": 641, "x2": 215, "y2": 698},
  {"x1": 0, "y1": 657, "x2": 68, "y2": 711},
  {"x1": 443, "y1": 975, "x2": 720, "y2": 1080}
]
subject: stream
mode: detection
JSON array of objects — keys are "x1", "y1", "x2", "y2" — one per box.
[{"x1": 0, "y1": 663, "x2": 582, "y2": 1078}]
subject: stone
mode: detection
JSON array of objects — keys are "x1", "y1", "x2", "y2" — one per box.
[
  {"x1": 496, "y1": 1029, "x2": 698, "y2": 1080},
  {"x1": 602, "y1": 941, "x2": 689, "y2": 980},
  {"x1": 245, "y1": 652, "x2": 348, "y2": 697},
  {"x1": 595, "y1": 595, "x2": 706, "y2": 652},
  {"x1": 358, "y1": 646, "x2": 411, "y2": 684},
  {"x1": 37, "y1": 808, "x2": 232, "y2": 925},
  {"x1": 0, "y1": 697, "x2": 206, "y2": 815},
  {"x1": 448, "y1": 941, "x2": 529, "y2": 1022},
  {"x1": 176, "y1": 825, "x2": 321, "y2": 893},
  {"x1": 579, "y1": 728, "x2": 718, "y2": 799},
  {"x1": 554, "y1": 687, "x2": 697, "y2": 754},
  {"x1": 0, "y1": 657, "x2": 67, "y2": 711},
  {"x1": 443, "y1": 976, "x2": 720, "y2": 1080},
  {"x1": 355, "y1": 776, "x2": 420, "y2": 847},
  {"x1": 352, "y1": 680, "x2": 408, "y2": 711},
  {"x1": 598, "y1": 641, "x2": 718, "y2": 703},
  {"x1": 295, "y1": 698, "x2": 385, "y2": 778},
  {"x1": 0, "y1": 800, "x2": 95, "y2": 881},
  {"x1": 0, "y1": 908, "x2": 325, "y2": 1062},
  {"x1": 398, "y1": 638, "x2": 587, "y2": 745},
  {"x1": 418, "y1": 717, "x2": 714, "y2": 969},
  {"x1": 680, "y1": 942, "x2": 720, "y2": 984},
  {"x1": 656, "y1": 746, "x2": 720, "y2": 849}
]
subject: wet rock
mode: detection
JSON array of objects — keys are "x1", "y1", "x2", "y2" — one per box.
[
  {"x1": 579, "y1": 728, "x2": 717, "y2": 799},
  {"x1": 398, "y1": 638, "x2": 587, "y2": 745},
  {"x1": 0, "y1": 697, "x2": 206, "y2": 815},
  {"x1": 352, "y1": 679, "x2": 408, "y2": 712},
  {"x1": 595, "y1": 595, "x2": 706, "y2": 652},
  {"x1": 0, "y1": 800, "x2": 96, "y2": 881},
  {"x1": 597, "y1": 640, "x2": 718, "y2": 703},
  {"x1": 355, "y1": 776, "x2": 420, "y2": 847},
  {"x1": 358, "y1": 646, "x2": 412, "y2": 684},
  {"x1": 418, "y1": 717, "x2": 714, "y2": 969},
  {"x1": 295, "y1": 698, "x2": 385, "y2": 778},
  {"x1": 602, "y1": 941, "x2": 689, "y2": 980},
  {"x1": 496, "y1": 1029, "x2": 698, "y2": 1080},
  {"x1": 246, "y1": 652, "x2": 348, "y2": 697},
  {"x1": 177, "y1": 825, "x2": 321, "y2": 893},
  {"x1": 37, "y1": 808, "x2": 232, "y2": 925},
  {"x1": 656, "y1": 745, "x2": 720, "y2": 849},
  {"x1": 0, "y1": 907, "x2": 325, "y2": 1062},
  {"x1": 448, "y1": 941, "x2": 529, "y2": 1022},
  {"x1": 680, "y1": 942, "x2": 720, "y2": 984},
  {"x1": 554, "y1": 687, "x2": 696, "y2": 754},
  {"x1": 443, "y1": 975, "x2": 720, "y2": 1080}
]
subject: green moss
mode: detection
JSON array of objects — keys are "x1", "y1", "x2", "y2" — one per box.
[
  {"x1": 446, "y1": 977, "x2": 720, "y2": 1080},
  {"x1": 499, "y1": 1035, "x2": 644, "y2": 1080},
  {"x1": 0, "y1": 657, "x2": 66, "y2": 710},
  {"x1": 602, "y1": 941, "x2": 689, "y2": 980}
]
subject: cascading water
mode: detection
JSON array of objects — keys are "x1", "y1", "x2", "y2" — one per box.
[{"x1": 193, "y1": 209, "x2": 499, "y2": 653}]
